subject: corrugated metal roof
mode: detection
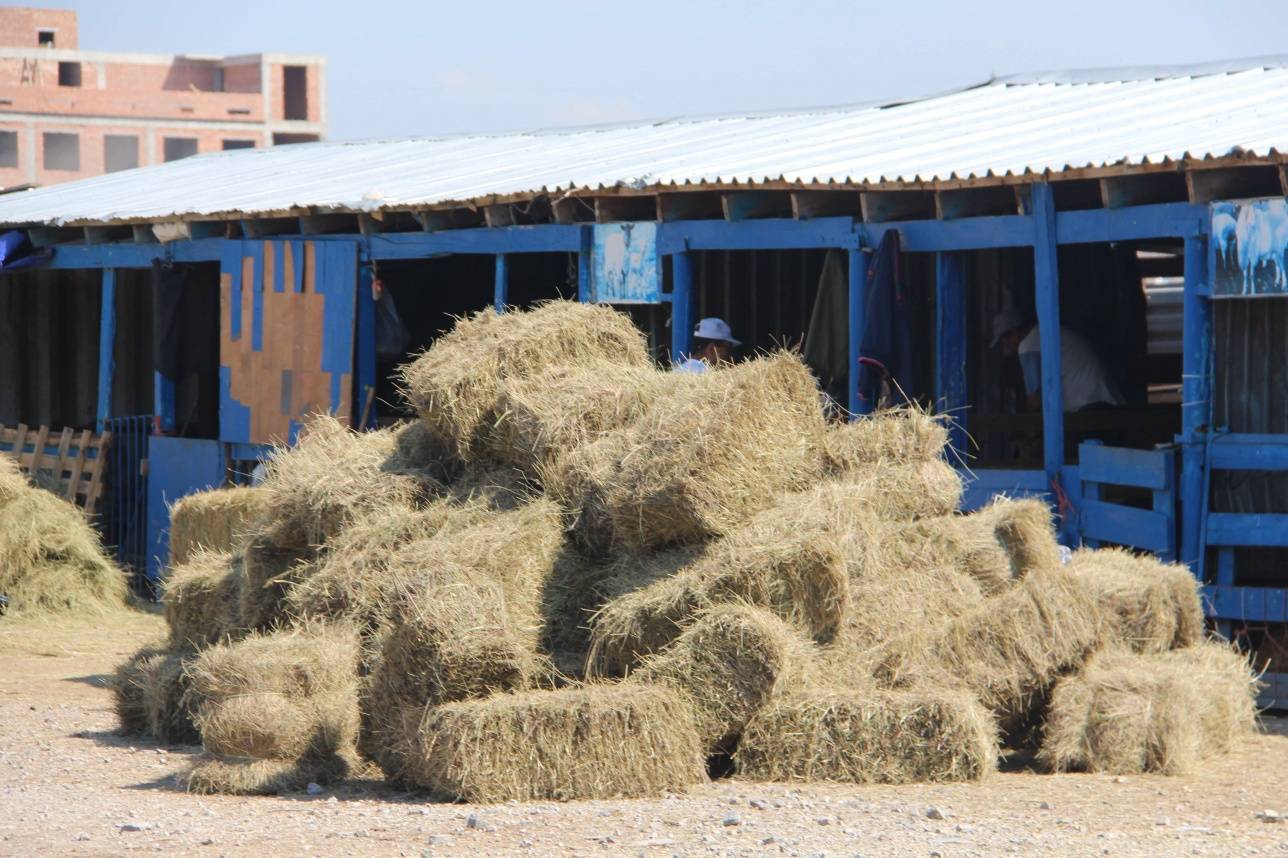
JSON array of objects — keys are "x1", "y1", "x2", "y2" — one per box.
[{"x1": 5, "y1": 57, "x2": 1288, "y2": 227}]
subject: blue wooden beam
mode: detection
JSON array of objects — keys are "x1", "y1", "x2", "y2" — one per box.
[
  {"x1": 1031, "y1": 183, "x2": 1065, "y2": 496},
  {"x1": 659, "y1": 217, "x2": 858, "y2": 254},
  {"x1": 494, "y1": 253, "x2": 509, "y2": 312},
  {"x1": 671, "y1": 251, "x2": 694, "y2": 364},
  {"x1": 863, "y1": 215, "x2": 1033, "y2": 252},
  {"x1": 934, "y1": 252, "x2": 967, "y2": 451},
  {"x1": 1204, "y1": 584, "x2": 1288, "y2": 624},
  {"x1": 356, "y1": 264, "x2": 376, "y2": 429},
  {"x1": 154, "y1": 373, "x2": 175, "y2": 434},
  {"x1": 95, "y1": 269, "x2": 116, "y2": 432},
  {"x1": 1055, "y1": 202, "x2": 1208, "y2": 244},
  {"x1": 847, "y1": 248, "x2": 870, "y2": 416},
  {"x1": 1179, "y1": 235, "x2": 1212, "y2": 571},
  {"x1": 577, "y1": 226, "x2": 592, "y2": 302},
  {"x1": 1209, "y1": 434, "x2": 1288, "y2": 470},
  {"x1": 366, "y1": 225, "x2": 583, "y2": 258},
  {"x1": 48, "y1": 238, "x2": 223, "y2": 269}
]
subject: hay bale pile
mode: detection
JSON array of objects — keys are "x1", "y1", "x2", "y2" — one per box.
[
  {"x1": 0, "y1": 454, "x2": 126, "y2": 616},
  {"x1": 168, "y1": 486, "x2": 271, "y2": 567},
  {"x1": 110, "y1": 300, "x2": 1258, "y2": 800}
]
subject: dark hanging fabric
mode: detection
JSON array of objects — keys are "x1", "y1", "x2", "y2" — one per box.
[
  {"x1": 803, "y1": 249, "x2": 849, "y2": 407},
  {"x1": 857, "y1": 230, "x2": 914, "y2": 409},
  {"x1": 150, "y1": 260, "x2": 220, "y2": 438}
]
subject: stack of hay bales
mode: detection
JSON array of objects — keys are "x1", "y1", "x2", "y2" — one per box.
[
  {"x1": 168, "y1": 486, "x2": 271, "y2": 567},
  {"x1": 0, "y1": 454, "x2": 126, "y2": 616},
  {"x1": 107, "y1": 300, "x2": 1258, "y2": 799}
]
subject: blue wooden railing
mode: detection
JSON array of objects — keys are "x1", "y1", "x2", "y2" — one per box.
[{"x1": 1079, "y1": 441, "x2": 1177, "y2": 561}]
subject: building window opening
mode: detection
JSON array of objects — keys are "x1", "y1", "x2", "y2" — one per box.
[
  {"x1": 43, "y1": 132, "x2": 79, "y2": 171},
  {"x1": 283, "y1": 65, "x2": 308, "y2": 120},
  {"x1": 104, "y1": 135, "x2": 139, "y2": 172},
  {"x1": 212, "y1": 67, "x2": 225, "y2": 92},
  {"x1": 57, "y1": 61, "x2": 81, "y2": 87},
  {"x1": 222, "y1": 139, "x2": 255, "y2": 151},
  {"x1": 0, "y1": 131, "x2": 17, "y2": 168},
  {"x1": 38, "y1": 29, "x2": 55, "y2": 47},
  {"x1": 163, "y1": 137, "x2": 198, "y2": 162}
]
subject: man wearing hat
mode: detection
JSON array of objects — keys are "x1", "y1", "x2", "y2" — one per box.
[
  {"x1": 991, "y1": 309, "x2": 1123, "y2": 412},
  {"x1": 676, "y1": 317, "x2": 740, "y2": 373}
]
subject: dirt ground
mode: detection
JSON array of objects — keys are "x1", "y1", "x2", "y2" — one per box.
[{"x1": 3, "y1": 612, "x2": 1288, "y2": 858}]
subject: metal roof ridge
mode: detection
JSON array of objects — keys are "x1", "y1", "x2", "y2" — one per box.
[{"x1": 989, "y1": 55, "x2": 1288, "y2": 86}]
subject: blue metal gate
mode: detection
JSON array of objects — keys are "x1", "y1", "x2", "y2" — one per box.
[{"x1": 102, "y1": 415, "x2": 152, "y2": 596}]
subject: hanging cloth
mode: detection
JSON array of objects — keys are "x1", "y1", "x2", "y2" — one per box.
[{"x1": 856, "y1": 230, "x2": 913, "y2": 409}]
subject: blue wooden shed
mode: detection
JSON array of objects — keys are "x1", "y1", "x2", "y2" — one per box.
[{"x1": 1, "y1": 57, "x2": 1286, "y2": 701}]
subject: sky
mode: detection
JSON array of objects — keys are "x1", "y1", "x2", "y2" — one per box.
[{"x1": 33, "y1": 0, "x2": 1288, "y2": 142}]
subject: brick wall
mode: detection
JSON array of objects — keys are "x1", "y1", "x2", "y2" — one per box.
[{"x1": 0, "y1": 7, "x2": 78, "y2": 50}]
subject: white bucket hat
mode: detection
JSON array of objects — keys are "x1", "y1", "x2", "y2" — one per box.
[{"x1": 693, "y1": 317, "x2": 741, "y2": 346}]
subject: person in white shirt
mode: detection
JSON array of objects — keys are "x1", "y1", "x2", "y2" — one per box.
[
  {"x1": 991, "y1": 308, "x2": 1124, "y2": 412},
  {"x1": 676, "y1": 317, "x2": 740, "y2": 374}
]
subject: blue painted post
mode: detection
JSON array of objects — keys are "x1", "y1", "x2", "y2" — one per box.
[
  {"x1": 847, "y1": 248, "x2": 870, "y2": 416},
  {"x1": 154, "y1": 376, "x2": 175, "y2": 434},
  {"x1": 494, "y1": 253, "x2": 509, "y2": 312},
  {"x1": 1180, "y1": 234, "x2": 1212, "y2": 572},
  {"x1": 1031, "y1": 183, "x2": 1065, "y2": 497},
  {"x1": 356, "y1": 263, "x2": 376, "y2": 429},
  {"x1": 671, "y1": 250, "x2": 694, "y2": 364},
  {"x1": 577, "y1": 226, "x2": 592, "y2": 303},
  {"x1": 96, "y1": 269, "x2": 116, "y2": 433},
  {"x1": 935, "y1": 252, "x2": 968, "y2": 451}
]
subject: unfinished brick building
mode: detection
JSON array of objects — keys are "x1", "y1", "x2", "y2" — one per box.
[{"x1": 0, "y1": 7, "x2": 325, "y2": 188}]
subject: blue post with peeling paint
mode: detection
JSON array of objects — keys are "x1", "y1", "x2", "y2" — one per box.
[
  {"x1": 1180, "y1": 234, "x2": 1212, "y2": 572},
  {"x1": 847, "y1": 248, "x2": 869, "y2": 416},
  {"x1": 494, "y1": 253, "x2": 508, "y2": 312},
  {"x1": 1031, "y1": 183, "x2": 1064, "y2": 494},
  {"x1": 935, "y1": 252, "x2": 968, "y2": 453},
  {"x1": 356, "y1": 262, "x2": 376, "y2": 429},
  {"x1": 96, "y1": 269, "x2": 116, "y2": 432},
  {"x1": 577, "y1": 226, "x2": 592, "y2": 302},
  {"x1": 671, "y1": 250, "x2": 694, "y2": 364}
]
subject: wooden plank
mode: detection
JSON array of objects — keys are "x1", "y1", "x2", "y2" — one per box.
[
  {"x1": 1099, "y1": 172, "x2": 1188, "y2": 208},
  {"x1": 1031, "y1": 183, "x2": 1064, "y2": 488},
  {"x1": 1206, "y1": 513, "x2": 1288, "y2": 547},
  {"x1": 53, "y1": 427, "x2": 72, "y2": 495},
  {"x1": 860, "y1": 190, "x2": 935, "y2": 222},
  {"x1": 1185, "y1": 165, "x2": 1281, "y2": 203},
  {"x1": 1209, "y1": 434, "x2": 1288, "y2": 471},
  {"x1": 28, "y1": 425, "x2": 49, "y2": 478},
  {"x1": 790, "y1": 191, "x2": 862, "y2": 220},
  {"x1": 85, "y1": 430, "x2": 109, "y2": 515},
  {"x1": 1203, "y1": 584, "x2": 1288, "y2": 624},
  {"x1": 935, "y1": 252, "x2": 968, "y2": 450},
  {"x1": 66, "y1": 429, "x2": 91, "y2": 503},
  {"x1": 721, "y1": 191, "x2": 792, "y2": 221},
  {"x1": 936, "y1": 186, "x2": 1018, "y2": 219},
  {"x1": 1081, "y1": 500, "x2": 1174, "y2": 553},
  {"x1": 11, "y1": 423, "x2": 27, "y2": 466},
  {"x1": 657, "y1": 192, "x2": 724, "y2": 222},
  {"x1": 1078, "y1": 443, "x2": 1172, "y2": 489},
  {"x1": 483, "y1": 205, "x2": 515, "y2": 228}
]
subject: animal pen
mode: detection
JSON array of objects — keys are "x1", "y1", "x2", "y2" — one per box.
[{"x1": 0, "y1": 59, "x2": 1286, "y2": 703}]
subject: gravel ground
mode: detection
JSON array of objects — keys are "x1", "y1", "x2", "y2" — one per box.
[{"x1": 3, "y1": 612, "x2": 1288, "y2": 858}]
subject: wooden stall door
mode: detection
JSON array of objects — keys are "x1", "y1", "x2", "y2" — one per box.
[{"x1": 218, "y1": 239, "x2": 358, "y2": 445}]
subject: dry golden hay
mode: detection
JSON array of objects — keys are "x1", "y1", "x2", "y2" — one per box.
[
  {"x1": 887, "y1": 497, "x2": 1060, "y2": 596},
  {"x1": 397, "y1": 300, "x2": 653, "y2": 460},
  {"x1": 545, "y1": 351, "x2": 828, "y2": 552},
  {"x1": 380, "y1": 419, "x2": 462, "y2": 489},
  {"x1": 185, "y1": 752, "x2": 358, "y2": 796},
  {"x1": 257, "y1": 416, "x2": 425, "y2": 551},
  {"x1": 283, "y1": 499, "x2": 494, "y2": 629},
  {"x1": 830, "y1": 459, "x2": 963, "y2": 522},
  {"x1": 359, "y1": 499, "x2": 565, "y2": 775},
  {"x1": 163, "y1": 549, "x2": 242, "y2": 650},
  {"x1": 185, "y1": 625, "x2": 360, "y2": 776},
  {"x1": 396, "y1": 683, "x2": 707, "y2": 802},
  {"x1": 490, "y1": 361, "x2": 672, "y2": 474},
  {"x1": 822, "y1": 406, "x2": 948, "y2": 472},
  {"x1": 447, "y1": 461, "x2": 537, "y2": 511},
  {"x1": 112, "y1": 647, "x2": 200, "y2": 744},
  {"x1": 237, "y1": 534, "x2": 314, "y2": 632},
  {"x1": 587, "y1": 512, "x2": 850, "y2": 676},
  {"x1": 1038, "y1": 641, "x2": 1258, "y2": 775},
  {"x1": 876, "y1": 565, "x2": 1103, "y2": 733},
  {"x1": 0, "y1": 459, "x2": 126, "y2": 616},
  {"x1": 167, "y1": 486, "x2": 270, "y2": 567},
  {"x1": 630, "y1": 604, "x2": 820, "y2": 752},
  {"x1": 736, "y1": 685, "x2": 998, "y2": 784},
  {"x1": 1065, "y1": 547, "x2": 1204, "y2": 653}
]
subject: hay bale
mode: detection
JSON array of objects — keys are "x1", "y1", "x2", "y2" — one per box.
[
  {"x1": 237, "y1": 535, "x2": 313, "y2": 632},
  {"x1": 0, "y1": 457, "x2": 126, "y2": 616},
  {"x1": 830, "y1": 459, "x2": 963, "y2": 521},
  {"x1": 823, "y1": 407, "x2": 948, "y2": 471},
  {"x1": 186, "y1": 626, "x2": 360, "y2": 762},
  {"x1": 888, "y1": 498, "x2": 1060, "y2": 596},
  {"x1": 447, "y1": 461, "x2": 536, "y2": 511},
  {"x1": 736, "y1": 686, "x2": 998, "y2": 784},
  {"x1": 167, "y1": 486, "x2": 270, "y2": 567},
  {"x1": 257, "y1": 416, "x2": 425, "y2": 551},
  {"x1": 546, "y1": 352, "x2": 827, "y2": 551},
  {"x1": 630, "y1": 605, "x2": 819, "y2": 751},
  {"x1": 360, "y1": 500, "x2": 565, "y2": 775},
  {"x1": 398, "y1": 300, "x2": 652, "y2": 459},
  {"x1": 163, "y1": 549, "x2": 242, "y2": 649},
  {"x1": 877, "y1": 565, "x2": 1103, "y2": 733},
  {"x1": 381, "y1": 419, "x2": 461, "y2": 488},
  {"x1": 1066, "y1": 547, "x2": 1203, "y2": 653},
  {"x1": 185, "y1": 753, "x2": 357, "y2": 796},
  {"x1": 111, "y1": 647, "x2": 199, "y2": 744},
  {"x1": 491, "y1": 361, "x2": 671, "y2": 473},
  {"x1": 396, "y1": 683, "x2": 706, "y2": 802},
  {"x1": 1039, "y1": 642, "x2": 1258, "y2": 775},
  {"x1": 284, "y1": 499, "x2": 493, "y2": 629}
]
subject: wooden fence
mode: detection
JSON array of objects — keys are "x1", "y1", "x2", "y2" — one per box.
[{"x1": 0, "y1": 424, "x2": 112, "y2": 514}]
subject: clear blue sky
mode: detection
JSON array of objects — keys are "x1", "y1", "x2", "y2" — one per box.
[{"x1": 34, "y1": 0, "x2": 1288, "y2": 141}]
